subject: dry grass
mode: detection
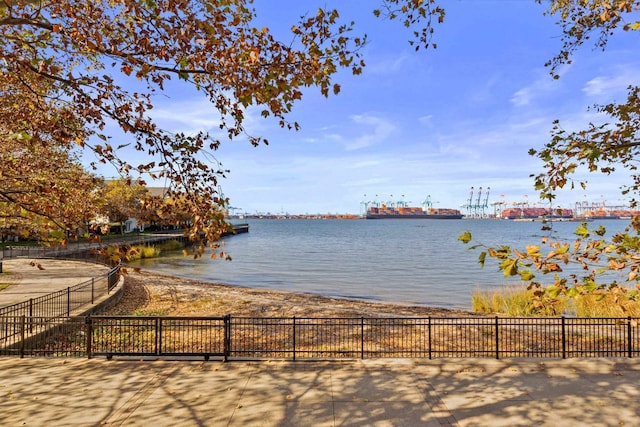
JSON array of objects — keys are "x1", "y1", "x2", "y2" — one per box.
[
  {"x1": 574, "y1": 294, "x2": 640, "y2": 317},
  {"x1": 472, "y1": 285, "x2": 640, "y2": 318},
  {"x1": 471, "y1": 285, "x2": 568, "y2": 316}
]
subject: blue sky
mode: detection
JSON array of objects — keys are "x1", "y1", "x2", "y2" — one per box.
[{"x1": 90, "y1": 0, "x2": 640, "y2": 215}]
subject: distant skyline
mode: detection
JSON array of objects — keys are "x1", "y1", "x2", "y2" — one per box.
[{"x1": 86, "y1": 1, "x2": 640, "y2": 215}]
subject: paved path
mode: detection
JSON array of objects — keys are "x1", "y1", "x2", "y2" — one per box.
[
  {"x1": 0, "y1": 357, "x2": 638, "y2": 426},
  {"x1": 0, "y1": 259, "x2": 110, "y2": 308}
]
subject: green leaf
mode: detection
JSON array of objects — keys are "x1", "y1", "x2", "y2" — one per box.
[
  {"x1": 520, "y1": 270, "x2": 534, "y2": 281},
  {"x1": 566, "y1": 287, "x2": 579, "y2": 298},
  {"x1": 574, "y1": 223, "x2": 590, "y2": 238},
  {"x1": 478, "y1": 251, "x2": 486, "y2": 267},
  {"x1": 458, "y1": 231, "x2": 472, "y2": 244},
  {"x1": 545, "y1": 285, "x2": 561, "y2": 299},
  {"x1": 583, "y1": 280, "x2": 597, "y2": 293},
  {"x1": 500, "y1": 258, "x2": 519, "y2": 276}
]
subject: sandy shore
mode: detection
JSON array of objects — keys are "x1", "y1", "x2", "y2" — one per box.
[{"x1": 106, "y1": 269, "x2": 477, "y2": 318}]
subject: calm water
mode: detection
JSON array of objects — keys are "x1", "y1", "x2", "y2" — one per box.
[{"x1": 130, "y1": 219, "x2": 630, "y2": 310}]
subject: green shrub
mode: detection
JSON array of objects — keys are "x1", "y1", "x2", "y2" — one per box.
[
  {"x1": 127, "y1": 245, "x2": 161, "y2": 261},
  {"x1": 156, "y1": 239, "x2": 184, "y2": 251}
]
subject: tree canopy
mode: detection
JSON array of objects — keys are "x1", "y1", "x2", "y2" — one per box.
[
  {"x1": 0, "y1": 0, "x2": 445, "y2": 249},
  {"x1": 461, "y1": 0, "x2": 640, "y2": 312}
]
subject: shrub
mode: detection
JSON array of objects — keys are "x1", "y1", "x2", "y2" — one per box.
[
  {"x1": 156, "y1": 239, "x2": 184, "y2": 251},
  {"x1": 127, "y1": 245, "x2": 161, "y2": 261}
]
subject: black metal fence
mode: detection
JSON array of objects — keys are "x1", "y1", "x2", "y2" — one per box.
[
  {"x1": 2, "y1": 315, "x2": 639, "y2": 360},
  {"x1": 1, "y1": 233, "x2": 189, "y2": 261},
  {"x1": 0, "y1": 264, "x2": 120, "y2": 318},
  {"x1": 0, "y1": 265, "x2": 120, "y2": 344}
]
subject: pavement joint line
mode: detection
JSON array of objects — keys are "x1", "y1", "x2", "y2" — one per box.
[
  {"x1": 413, "y1": 372, "x2": 460, "y2": 427},
  {"x1": 329, "y1": 365, "x2": 336, "y2": 427},
  {"x1": 102, "y1": 366, "x2": 178, "y2": 426},
  {"x1": 226, "y1": 368, "x2": 255, "y2": 427}
]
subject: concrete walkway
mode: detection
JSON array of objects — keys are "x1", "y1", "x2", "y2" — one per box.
[
  {"x1": 0, "y1": 357, "x2": 638, "y2": 426},
  {"x1": 0, "y1": 258, "x2": 110, "y2": 308}
]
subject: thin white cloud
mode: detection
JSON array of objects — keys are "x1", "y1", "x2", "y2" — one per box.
[
  {"x1": 511, "y1": 71, "x2": 562, "y2": 107},
  {"x1": 151, "y1": 97, "x2": 224, "y2": 133},
  {"x1": 583, "y1": 66, "x2": 638, "y2": 98},
  {"x1": 366, "y1": 52, "x2": 412, "y2": 75},
  {"x1": 418, "y1": 115, "x2": 434, "y2": 127},
  {"x1": 345, "y1": 114, "x2": 396, "y2": 151}
]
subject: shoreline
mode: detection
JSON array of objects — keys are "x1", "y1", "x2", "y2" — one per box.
[{"x1": 109, "y1": 268, "x2": 479, "y2": 318}]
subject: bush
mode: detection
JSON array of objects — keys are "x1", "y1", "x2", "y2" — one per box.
[
  {"x1": 156, "y1": 239, "x2": 184, "y2": 251},
  {"x1": 127, "y1": 245, "x2": 161, "y2": 261}
]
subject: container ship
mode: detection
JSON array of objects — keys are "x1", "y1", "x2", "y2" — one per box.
[
  {"x1": 500, "y1": 207, "x2": 574, "y2": 220},
  {"x1": 366, "y1": 205, "x2": 463, "y2": 219}
]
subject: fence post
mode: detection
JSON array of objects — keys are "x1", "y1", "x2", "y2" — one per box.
[
  {"x1": 91, "y1": 278, "x2": 95, "y2": 305},
  {"x1": 495, "y1": 316, "x2": 500, "y2": 360},
  {"x1": 86, "y1": 316, "x2": 93, "y2": 359},
  {"x1": 561, "y1": 316, "x2": 566, "y2": 359},
  {"x1": 628, "y1": 316, "x2": 633, "y2": 358},
  {"x1": 223, "y1": 315, "x2": 231, "y2": 362},
  {"x1": 428, "y1": 317, "x2": 432, "y2": 360},
  {"x1": 67, "y1": 287, "x2": 71, "y2": 316},
  {"x1": 19, "y1": 315, "x2": 25, "y2": 358},
  {"x1": 28, "y1": 298, "x2": 34, "y2": 333},
  {"x1": 361, "y1": 317, "x2": 365, "y2": 360},
  {"x1": 292, "y1": 317, "x2": 296, "y2": 361},
  {"x1": 156, "y1": 317, "x2": 161, "y2": 356}
]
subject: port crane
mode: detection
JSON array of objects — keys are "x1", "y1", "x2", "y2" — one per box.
[{"x1": 461, "y1": 186, "x2": 491, "y2": 218}]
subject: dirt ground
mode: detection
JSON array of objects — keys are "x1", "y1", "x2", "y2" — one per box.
[{"x1": 106, "y1": 269, "x2": 477, "y2": 318}]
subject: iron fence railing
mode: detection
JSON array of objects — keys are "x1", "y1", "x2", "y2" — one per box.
[
  {"x1": 1, "y1": 233, "x2": 189, "y2": 261},
  {"x1": 1, "y1": 315, "x2": 639, "y2": 360},
  {"x1": 0, "y1": 264, "x2": 120, "y2": 344}
]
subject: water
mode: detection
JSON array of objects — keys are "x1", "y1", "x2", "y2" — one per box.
[{"x1": 129, "y1": 219, "x2": 631, "y2": 310}]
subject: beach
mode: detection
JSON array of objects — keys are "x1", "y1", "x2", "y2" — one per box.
[{"x1": 109, "y1": 268, "x2": 477, "y2": 318}]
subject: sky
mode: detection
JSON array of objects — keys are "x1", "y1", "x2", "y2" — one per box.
[{"x1": 89, "y1": 0, "x2": 640, "y2": 215}]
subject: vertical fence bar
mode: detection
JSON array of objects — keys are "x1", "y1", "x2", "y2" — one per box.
[
  {"x1": 292, "y1": 316, "x2": 296, "y2": 361},
  {"x1": 223, "y1": 315, "x2": 230, "y2": 362},
  {"x1": 86, "y1": 316, "x2": 93, "y2": 359},
  {"x1": 561, "y1": 316, "x2": 566, "y2": 359},
  {"x1": 156, "y1": 317, "x2": 161, "y2": 356},
  {"x1": 91, "y1": 279, "x2": 95, "y2": 305},
  {"x1": 628, "y1": 316, "x2": 633, "y2": 358},
  {"x1": 427, "y1": 317, "x2": 432, "y2": 359},
  {"x1": 28, "y1": 299, "x2": 33, "y2": 334},
  {"x1": 361, "y1": 317, "x2": 365, "y2": 359},
  {"x1": 67, "y1": 287, "x2": 71, "y2": 316},
  {"x1": 19, "y1": 315, "x2": 25, "y2": 358},
  {"x1": 495, "y1": 316, "x2": 500, "y2": 360}
]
